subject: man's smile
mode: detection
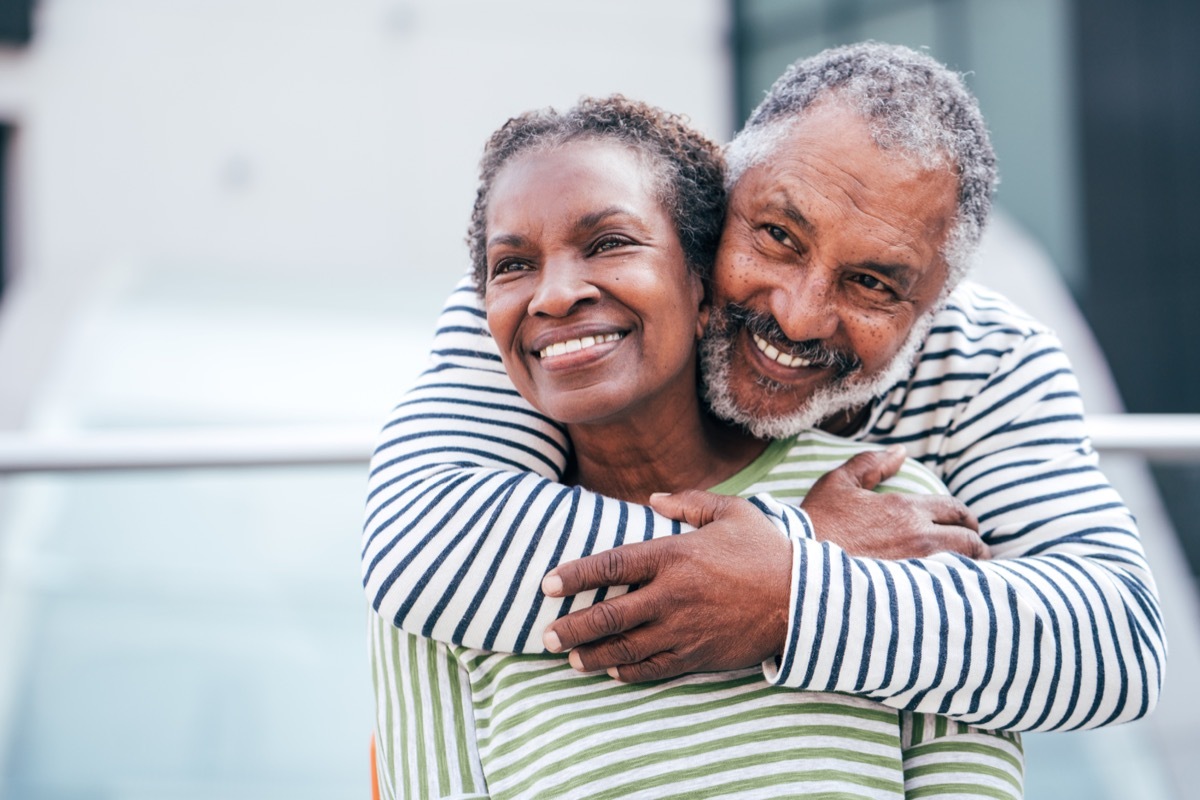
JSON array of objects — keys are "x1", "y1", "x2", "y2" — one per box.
[
  {"x1": 751, "y1": 332, "x2": 815, "y2": 369},
  {"x1": 714, "y1": 303, "x2": 861, "y2": 382}
]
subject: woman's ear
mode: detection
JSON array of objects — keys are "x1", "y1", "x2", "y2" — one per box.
[{"x1": 691, "y1": 272, "x2": 710, "y2": 341}]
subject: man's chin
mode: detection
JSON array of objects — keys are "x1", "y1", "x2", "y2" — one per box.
[
  {"x1": 701, "y1": 350, "x2": 837, "y2": 439},
  {"x1": 711, "y1": 381, "x2": 862, "y2": 440}
]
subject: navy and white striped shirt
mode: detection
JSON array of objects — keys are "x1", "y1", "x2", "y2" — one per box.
[{"x1": 362, "y1": 276, "x2": 1164, "y2": 732}]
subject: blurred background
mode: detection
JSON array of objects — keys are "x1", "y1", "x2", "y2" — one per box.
[{"x1": 0, "y1": 0, "x2": 1195, "y2": 797}]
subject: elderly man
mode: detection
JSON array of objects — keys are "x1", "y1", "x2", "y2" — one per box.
[{"x1": 363, "y1": 41, "x2": 1162, "y2": 753}]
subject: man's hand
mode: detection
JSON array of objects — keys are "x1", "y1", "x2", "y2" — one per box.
[
  {"x1": 541, "y1": 491, "x2": 792, "y2": 682},
  {"x1": 801, "y1": 445, "x2": 989, "y2": 559}
]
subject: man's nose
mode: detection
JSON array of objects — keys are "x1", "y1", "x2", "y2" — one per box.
[
  {"x1": 771, "y1": 271, "x2": 839, "y2": 342},
  {"x1": 528, "y1": 258, "x2": 601, "y2": 318}
]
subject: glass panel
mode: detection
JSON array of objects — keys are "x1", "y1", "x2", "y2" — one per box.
[{"x1": 0, "y1": 467, "x2": 373, "y2": 798}]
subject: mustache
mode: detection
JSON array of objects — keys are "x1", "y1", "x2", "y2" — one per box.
[{"x1": 711, "y1": 303, "x2": 862, "y2": 377}]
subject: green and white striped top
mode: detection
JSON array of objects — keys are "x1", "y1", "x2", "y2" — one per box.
[{"x1": 370, "y1": 431, "x2": 1024, "y2": 799}]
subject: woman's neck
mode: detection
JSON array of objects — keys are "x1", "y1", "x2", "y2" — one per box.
[{"x1": 566, "y1": 398, "x2": 767, "y2": 504}]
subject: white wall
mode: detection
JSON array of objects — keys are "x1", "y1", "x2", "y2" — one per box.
[{"x1": 0, "y1": 0, "x2": 732, "y2": 426}]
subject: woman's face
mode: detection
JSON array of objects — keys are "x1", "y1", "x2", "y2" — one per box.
[{"x1": 484, "y1": 139, "x2": 706, "y2": 427}]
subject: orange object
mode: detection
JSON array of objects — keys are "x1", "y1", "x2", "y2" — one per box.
[{"x1": 370, "y1": 733, "x2": 380, "y2": 800}]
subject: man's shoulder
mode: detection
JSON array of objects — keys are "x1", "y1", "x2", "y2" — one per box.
[
  {"x1": 914, "y1": 280, "x2": 1063, "y2": 383},
  {"x1": 930, "y1": 280, "x2": 1054, "y2": 345},
  {"x1": 860, "y1": 281, "x2": 1072, "y2": 453},
  {"x1": 427, "y1": 273, "x2": 504, "y2": 370}
]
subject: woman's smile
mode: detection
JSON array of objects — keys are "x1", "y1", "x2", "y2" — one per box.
[{"x1": 535, "y1": 331, "x2": 625, "y2": 363}]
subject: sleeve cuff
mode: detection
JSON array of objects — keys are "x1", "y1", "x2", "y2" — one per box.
[{"x1": 763, "y1": 530, "x2": 808, "y2": 686}]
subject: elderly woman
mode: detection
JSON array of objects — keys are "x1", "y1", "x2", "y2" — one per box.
[{"x1": 369, "y1": 96, "x2": 1021, "y2": 799}]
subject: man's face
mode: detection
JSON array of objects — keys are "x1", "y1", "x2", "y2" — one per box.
[{"x1": 703, "y1": 101, "x2": 959, "y2": 437}]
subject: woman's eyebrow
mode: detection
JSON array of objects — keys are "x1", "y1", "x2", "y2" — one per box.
[
  {"x1": 486, "y1": 232, "x2": 528, "y2": 249},
  {"x1": 574, "y1": 206, "x2": 639, "y2": 233}
]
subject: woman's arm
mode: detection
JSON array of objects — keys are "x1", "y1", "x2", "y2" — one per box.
[{"x1": 368, "y1": 611, "x2": 489, "y2": 799}]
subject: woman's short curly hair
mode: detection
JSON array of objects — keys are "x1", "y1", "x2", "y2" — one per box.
[{"x1": 467, "y1": 95, "x2": 726, "y2": 295}]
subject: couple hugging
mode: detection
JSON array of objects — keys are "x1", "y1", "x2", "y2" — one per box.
[{"x1": 363, "y1": 42, "x2": 1164, "y2": 799}]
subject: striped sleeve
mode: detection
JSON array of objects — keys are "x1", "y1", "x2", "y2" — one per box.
[
  {"x1": 362, "y1": 276, "x2": 808, "y2": 654},
  {"x1": 767, "y1": 297, "x2": 1165, "y2": 731},
  {"x1": 365, "y1": 278, "x2": 1163, "y2": 732}
]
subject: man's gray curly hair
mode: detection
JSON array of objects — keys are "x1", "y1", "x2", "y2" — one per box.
[{"x1": 725, "y1": 42, "x2": 998, "y2": 289}]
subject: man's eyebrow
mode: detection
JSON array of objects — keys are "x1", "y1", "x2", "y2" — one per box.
[{"x1": 778, "y1": 204, "x2": 816, "y2": 235}]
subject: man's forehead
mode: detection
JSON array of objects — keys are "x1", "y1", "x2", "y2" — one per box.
[
  {"x1": 725, "y1": 117, "x2": 958, "y2": 290},
  {"x1": 734, "y1": 122, "x2": 956, "y2": 220},
  {"x1": 734, "y1": 101, "x2": 953, "y2": 191}
]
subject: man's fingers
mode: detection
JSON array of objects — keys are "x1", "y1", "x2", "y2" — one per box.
[
  {"x1": 567, "y1": 631, "x2": 662, "y2": 673},
  {"x1": 607, "y1": 650, "x2": 687, "y2": 683},
  {"x1": 543, "y1": 592, "x2": 656, "y2": 653},
  {"x1": 821, "y1": 445, "x2": 908, "y2": 492},
  {"x1": 543, "y1": 539, "x2": 667, "y2": 598},
  {"x1": 930, "y1": 524, "x2": 992, "y2": 559},
  {"x1": 647, "y1": 489, "x2": 748, "y2": 529},
  {"x1": 910, "y1": 494, "x2": 979, "y2": 532}
]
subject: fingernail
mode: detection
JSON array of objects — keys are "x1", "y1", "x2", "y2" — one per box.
[
  {"x1": 606, "y1": 666, "x2": 622, "y2": 681},
  {"x1": 649, "y1": 492, "x2": 670, "y2": 499},
  {"x1": 886, "y1": 444, "x2": 906, "y2": 456},
  {"x1": 543, "y1": 630, "x2": 562, "y2": 653},
  {"x1": 542, "y1": 573, "x2": 563, "y2": 596},
  {"x1": 569, "y1": 650, "x2": 584, "y2": 671}
]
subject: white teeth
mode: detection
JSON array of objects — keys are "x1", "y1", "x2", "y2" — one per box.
[
  {"x1": 752, "y1": 332, "x2": 813, "y2": 368},
  {"x1": 538, "y1": 332, "x2": 623, "y2": 359}
]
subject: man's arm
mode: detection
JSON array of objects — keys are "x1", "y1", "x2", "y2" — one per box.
[
  {"x1": 362, "y1": 277, "x2": 812, "y2": 653},
  {"x1": 543, "y1": 296, "x2": 1165, "y2": 731},
  {"x1": 366, "y1": 279, "x2": 1150, "y2": 731},
  {"x1": 857, "y1": 293, "x2": 1164, "y2": 730}
]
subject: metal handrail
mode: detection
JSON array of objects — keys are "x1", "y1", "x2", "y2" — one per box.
[
  {"x1": 0, "y1": 425, "x2": 376, "y2": 473},
  {"x1": 0, "y1": 414, "x2": 1197, "y2": 474}
]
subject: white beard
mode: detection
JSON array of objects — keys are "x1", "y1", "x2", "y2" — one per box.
[{"x1": 700, "y1": 309, "x2": 936, "y2": 440}]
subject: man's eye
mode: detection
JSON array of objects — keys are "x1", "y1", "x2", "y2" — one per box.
[
  {"x1": 852, "y1": 274, "x2": 888, "y2": 292},
  {"x1": 765, "y1": 225, "x2": 795, "y2": 248}
]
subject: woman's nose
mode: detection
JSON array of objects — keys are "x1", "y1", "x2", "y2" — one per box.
[{"x1": 528, "y1": 259, "x2": 601, "y2": 318}]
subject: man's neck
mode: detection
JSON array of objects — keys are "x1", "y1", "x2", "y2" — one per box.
[{"x1": 818, "y1": 404, "x2": 870, "y2": 437}]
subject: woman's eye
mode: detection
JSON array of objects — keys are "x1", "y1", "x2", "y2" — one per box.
[
  {"x1": 593, "y1": 236, "x2": 630, "y2": 254},
  {"x1": 491, "y1": 259, "x2": 531, "y2": 277}
]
